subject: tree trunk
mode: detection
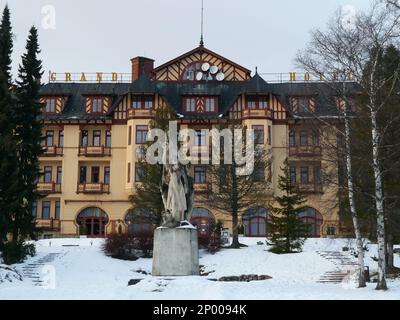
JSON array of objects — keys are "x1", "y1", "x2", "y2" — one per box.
[
  {"x1": 231, "y1": 210, "x2": 240, "y2": 248},
  {"x1": 370, "y1": 109, "x2": 387, "y2": 290},
  {"x1": 230, "y1": 161, "x2": 241, "y2": 249},
  {"x1": 344, "y1": 106, "x2": 366, "y2": 288}
]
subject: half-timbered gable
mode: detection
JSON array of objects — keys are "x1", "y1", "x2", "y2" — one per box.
[{"x1": 153, "y1": 46, "x2": 251, "y2": 81}]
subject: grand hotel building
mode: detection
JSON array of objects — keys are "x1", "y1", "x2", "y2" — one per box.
[{"x1": 35, "y1": 44, "x2": 344, "y2": 239}]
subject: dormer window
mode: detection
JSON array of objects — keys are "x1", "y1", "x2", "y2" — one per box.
[
  {"x1": 290, "y1": 96, "x2": 315, "y2": 113},
  {"x1": 132, "y1": 95, "x2": 154, "y2": 109},
  {"x1": 45, "y1": 97, "x2": 56, "y2": 113},
  {"x1": 246, "y1": 96, "x2": 268, "y2": 109},
  {"x1": 183, "y1": 96, "x2": 218, "y2": 113},
  {"x1": 41, "y1": 96, "x2": 66, "y2": 114},
  {"x1": 86, "y1": 96, "x2": 110, "y2": 114}
]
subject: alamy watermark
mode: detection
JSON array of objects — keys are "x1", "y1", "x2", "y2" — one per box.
[
  {"x1": 41, "y1": 5, "x2": 56, "y2": 30},
  {"x1": 143, "y1": 121, "x2": 256, "y2": 176}
]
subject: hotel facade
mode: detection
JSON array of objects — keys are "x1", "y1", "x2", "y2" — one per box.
[{"x1": 35, "y1": 44, "x2": 344, "y2": 239}]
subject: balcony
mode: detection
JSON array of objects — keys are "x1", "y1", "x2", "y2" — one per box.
[
  {"x1": 37, "y1": 182, "x2": 62, "y2": 194},
  {"x1": 242, "y1": 108, "x2": 273, "y2": 119},
  {"x1": 77, "y1": 183, "x2": 110, "y2": 194},
  {"x1": 35, "y1": 218, "x2": 61, "y2": 231},
  {"x1": 42, "y1": 146, "x2": 63, "y2": 157},
  {"x1": 128, "y1": 108, "x2": 155, "y2": 119},
  {"x1": 292, "y1": 183, "x2": 323, "y2": 194},
  {"x1": 78, "y1": 146, "x2": 111, "y2": 157},
  {"x1": 289, "y1": 145, "x2": 322, "y2": 157},
  {"x1": 194, "y1": 183, "x2": 210, "y2": 193}
]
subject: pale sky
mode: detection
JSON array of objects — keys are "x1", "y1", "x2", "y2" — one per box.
[{"x1": 2, "y1": 0, "x2": 372, "y2": 82}]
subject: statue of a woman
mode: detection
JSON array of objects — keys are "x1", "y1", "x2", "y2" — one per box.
[{"x1": 160, "y1": 164, "x2": 194, "y2": 228}]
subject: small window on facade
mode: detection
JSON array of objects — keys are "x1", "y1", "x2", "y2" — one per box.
[
  {"x1": 289, "y1": 130, "x2": 296, "y2": 147},
  {"x1": 58, "y1": 130, "x2": 64, "y2": 147},
  {"x1": 300, "y1": 131, "x2": 308, "y2": 146},
  {"x1": 55, "y1": 201, "x2": 60, "y2": 220},
  {"x1": 290, "y1": 167, "x2": 297, "y2": 184},
  {"x1": 56, "y1": 166, "x2": 62, "y2": 184},
  {"x1": 195, "y1": 130, "x2": 207, "y2": 146},
  {"x1": 135, "y1": 164, "x2": 144, "y2": 182},
  {"x1": 93, "y1": 130, "x2": 101, "y2": 147},
  {"x1": 301, "y1": 167, "x2": 309, "y2": 184},
  {"x1": 267, "y1": 126, "x2": 272, "y2": 146},
  {"x1": 45, "y1": 130, "x2": 54, "y2": 147},
  {"x1": 144, "y1": 96, "x2": 154, "y2": 109},
  {"x1": 81, "y1": 130, "x2": 88, "y2": 147},
  {"x1": 252, "y1": 126, "x2": 264, "y2": 145},
  {"x1": 32, "y1": 202, "x2": 37, "y2": 217},
  {"x1": 185, "y1": 98, "x2": 196, "y2": 112},
  {"x1": 91, "y1": 167, "x2": 100, "y2": 183},
  {"x1": 205, "y1": 98, "x2": 215, "y2": 112},
  {"x1": 44, "y1": 166, "x2": 52, "y2": 183},
  {"x1": 45, "y1": 98, "x2": 56, "y2": 113},
  {"x1": 79, "y1": 166, "x2": 87, "y2": 183},
  {"x1": 259, "y1": 97, "x2": 268, "y2": 109},
  {"x1": 314, "y1": 166, "x2": 321, "y2": 184},
  {"x1": 298, "y1": 97, "x2": 310, "y2": 113},
  {"x1": 42, "y1": 201, "x2": 51, "y2": 219},
  {"x1": 312, "y1": 131, "x2": 319, "y2": 146},
  {"x1": 105, "y1": 130, "x2": 112, "y2": 148},
  {"x1": 136, "y1": 126, "x2": 148, "y2": 144},
  {"x1": 91, "y1": 97, "x2": 103, "y2": 113},
  {"x1": 132, "y1": 96, "x2": 142, "y2": 109},
  {"x1": 104, "y1": 167, "x2": 110, "y2": 185},
  {"x1": 194, "y1": 166, "x2": 206, "y2": 184},
  {"x1": 254, "y1": 165, "x2": 265, "y2": 182},
  {"x1": 247, "y1": 98, "x2": 256, "y2": 109},
  {"x1": 128, "y1": 126, "x2": 132, "y2": 145}
]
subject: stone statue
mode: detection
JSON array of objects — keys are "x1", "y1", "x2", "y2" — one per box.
[{"x1": 160, "y1": 164, "x2": 194, "y2": 228}]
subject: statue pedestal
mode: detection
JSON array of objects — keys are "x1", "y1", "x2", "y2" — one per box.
[{"x1": 152, "y1": 227, "x2": 199, "y2": 276}]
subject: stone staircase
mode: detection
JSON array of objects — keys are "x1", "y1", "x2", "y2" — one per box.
[
  {"x1": 21, "y1": 253, "x2": 61, "y2": 287},
  {"x1": 317, "y1": 251, "x2": 359, "y2": 284}
]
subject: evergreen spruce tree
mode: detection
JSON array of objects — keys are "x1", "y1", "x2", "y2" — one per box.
[
  {"x1": 11, "y1": 26, "x2": 44, "y2": 244},
  {"x1": 0, "y1": 5, "x2": 13, "y2": 86},
  {"x1": 268, "y1": 159, "x2": 308, "y2": 254},
  {"x1": 0, "y1": 5, "x2": 18, "y2": 249}
]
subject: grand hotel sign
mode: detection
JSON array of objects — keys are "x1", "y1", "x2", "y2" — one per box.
[{"x1": 48, "y1": 71, "x2": 354, "y2": 83}]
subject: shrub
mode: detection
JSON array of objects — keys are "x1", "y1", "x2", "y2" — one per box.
[
  {"x1": 1, "y1": 241, "x2": 36, "y2": 265},
  {"x1": 103, "y1": 231, "x2": 154, "y2": 260}
]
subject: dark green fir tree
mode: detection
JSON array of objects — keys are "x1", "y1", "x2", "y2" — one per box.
[{"x1": 268, "y1": 159, "x2": 308, "y2": 254}]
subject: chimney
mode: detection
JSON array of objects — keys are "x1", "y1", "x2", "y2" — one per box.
[{"x1": 131, "y1": 56, "x2": 155, "y2": 81}]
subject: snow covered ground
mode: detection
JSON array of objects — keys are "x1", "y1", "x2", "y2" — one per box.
[{"x1": 0, "y1": 237, "x2": 399, "y2": 300}]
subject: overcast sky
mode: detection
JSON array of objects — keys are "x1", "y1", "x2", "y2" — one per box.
[{"x1": 2, "y1": 0, "x2": 372, "y2": 81}]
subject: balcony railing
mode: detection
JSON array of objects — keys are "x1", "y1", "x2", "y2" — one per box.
[
  {"x1": 42, "y1": 146, "x2": 63, "y2": 157},
  {"x1": 242, "y1": 108, "x2": 273, "y2": 118},
  {"x1": 77, "y1": 183, "x2": 110, "y2": 194},
  {"x1": 35, "y1": 218, "x2": 61, "y2": 231},
  {"x1": 289, "y1": 145, "x2": 322, "y2": 157},
  {"x1": 37, "y1": 182, "x2": 62, "y2": 194},
  {"x1": 194, "y1": 183, "x2": 210, "y2": 193},
  {"x1": 78, "y1": 146, "x2": 111, "y2": 157},
  {"x1": 127, "y1": 108, "x2": 155, "y2": 119},
  {"x1": 292, "y1": 183, "x2": 323, "y2": 194}
]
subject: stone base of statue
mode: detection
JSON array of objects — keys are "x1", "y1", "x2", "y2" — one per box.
[{"x1": 152, "y1": 226, "x2": 199, "y2": 276}]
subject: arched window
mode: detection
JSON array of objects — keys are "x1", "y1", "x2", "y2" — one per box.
[
  {"x1": 298, "y1": 207, "x2": 323, "y2": 238},
  {"x1": 76, "y1": 207, "x2": 109, "y2": 237},
  {"x1": 124, "y1": 208, "x2": 155, "y2": 236},
  {"x1": 242, "y1": 207, "x2": 269, "y2": 237},
  {"x1": 190, "y1": 208, "x2": 215, "y2": 237}
]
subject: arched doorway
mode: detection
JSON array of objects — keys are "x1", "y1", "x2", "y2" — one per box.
[
  {"x1": 124, "y1": 208, "x2": 155, "y2": 236},
  {"x1": 242, "y1": 207, "x2": 269, "y2": 237},
  {"x1": 298, "y1": 207, "x2": 323, "y2": 238},
  {"x1": 77, "y1": 207, "x2": 109, "y2": 237},
  {"x1": 190, "y1": 208, "x2": 215, "y2": 239}
]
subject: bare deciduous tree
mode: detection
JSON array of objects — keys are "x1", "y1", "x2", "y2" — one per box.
[{"x1": 296, "y1": 2, "x2": 400, "y2": 290}]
